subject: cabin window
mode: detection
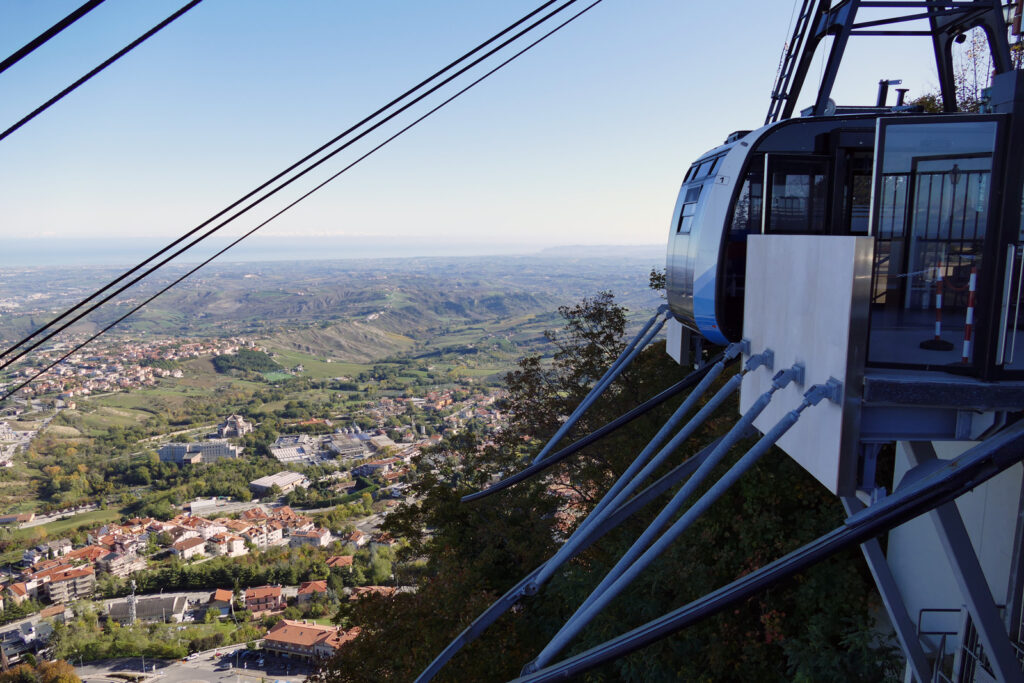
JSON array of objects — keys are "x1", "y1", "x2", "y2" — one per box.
[
  {"x1": 707, "y1": 156, "x2": 721, "y2": 176},
  {"x1": 730, "y1": 165, "x2": 763, "y2": 234},
  {"x1": 843, "y1": 153, "x2": 873, "y2": 234},
  {"x1": 677, "y1": 185, "x2": 702, "y2": 234},
  {"x1": 764, "y1": 155, "x2": 828, "y2": 234}
]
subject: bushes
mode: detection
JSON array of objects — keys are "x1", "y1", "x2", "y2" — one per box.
[{"x1": 188, "y1": 632, "x2": 225, "y2": 653}]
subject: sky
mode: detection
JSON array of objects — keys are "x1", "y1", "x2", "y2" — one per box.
[{"x1": 0, "y1": 0, "x2": 959, "y2": 264}]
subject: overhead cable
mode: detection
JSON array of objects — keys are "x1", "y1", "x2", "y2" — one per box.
[
  {"x1": 0, "y1": 0, "x2": 606, "y2": 402},
  {"x1": 0, "y1": 0, "x2": 581, "y2": 371},
  {"x1": 0, "y1": 0, "x2": 203, "y2": 144},
  {"x1": 0, "y1": 0, "x2": 107, "y2": 76}
]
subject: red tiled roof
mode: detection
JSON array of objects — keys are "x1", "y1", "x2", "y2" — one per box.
[
  {"x1": 46, "y1": 566, "x2": 94, "y2": 583},
  {"x1": 265, "y1": 619, "x2": 357, "y2": 650},
  {"x1": 173, "y1": 537, "x2": 206, "y2": 551},
  {"x1": 66, "y1": 545, "x2": 106, "y2": 562},
  {"x1": 39, "y1": 604, "x2": 66, "y2": 618},
  {"x1": 297, "y1": 580, "x2": 327, "y2": 595},
  {"x1": 210, "y1": 588, "x2": 233, "y2": 603},
  {"x1": 349, "y1": 586, "x2": 396, "y2": 600},
  {"x1": 326, "y1": 555, "x2": 353, "y2": 568},
  {"x1": 245, "y1": 585, "x2": 281, "y2": 600}
]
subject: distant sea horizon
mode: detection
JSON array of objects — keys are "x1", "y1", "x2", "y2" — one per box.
[{"x1": 0, "y1": 236, "x2": 665, "y2": 267}]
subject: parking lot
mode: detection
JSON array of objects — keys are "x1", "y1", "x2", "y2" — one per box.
[{"x1": 76, "y1": 647, "x2": 310, "y2": 683}]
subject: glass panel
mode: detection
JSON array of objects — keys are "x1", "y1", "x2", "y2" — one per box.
[
  {"x1": 766, "y1": 157, "x2": 828, "y2": 234},
  {"x1": 719, "y1": 162, "x2": 764, "y2": 342},
  {"x1": 1003, "y1": 177, "x2": 1024, "y2": 370},
  {"x1": 676, "y1": 184, "x2": 703, "y2": 234},
  {"x1": 868, "y1": 121, "x2": 998, "y2": 368},
  {"x1": 1001, "y1": 245, "x2": 1024, "y2": 370},
  {"x1": 844, "y1": 153, "x2": 873, "y2": 234}
]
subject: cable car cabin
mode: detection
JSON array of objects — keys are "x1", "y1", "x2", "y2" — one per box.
[{"x1": 666, "y1": 70, "x2": 1024, "y2": 381}]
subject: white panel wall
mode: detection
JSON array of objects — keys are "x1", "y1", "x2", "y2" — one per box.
[
  {"x1": 887, "y1": 442, "x2": 1023, "y2": 647},
  {"x1": 740, "y1": 235, "x2": 868, "y2": 494}
]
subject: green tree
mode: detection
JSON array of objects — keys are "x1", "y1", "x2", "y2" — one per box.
[{"x1": 313, "y1": 291, "x2": 894, "y2": 682}]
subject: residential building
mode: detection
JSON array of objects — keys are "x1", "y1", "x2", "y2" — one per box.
[
  {"x1": 97, "y1": 551, "x2": 147, "y2": 578},
  {"x1": 174, "y1": 515, "x2": 228, "y2": 540},
  {"x1": 158, "y1": 441, "x2": 242, "y2": 465},
  {"x1": 290, "y1": 528, "x2": 331, "y2": 548},
  {"x1": 296, "y1": 580, "x2": 329, "y2": 604},
  {"x1": 249, "y1": 471, "x2": 310, "y2": 496},
  {"x1": 38, "y1": 605, "x2": 70, "y2": 623},
  {"x1": 326, "y1": 555, "x2": 354, "y2": 570},
  {"x1": 240, "y1": 508, "x2": 269, "y2": 523},
  {"x1": 241, "y1": 525, "x2": 280, "y2": 550},
  {"x1": 207, "y1": 588, "x2": 233, "y2": 618},
  {"x1": 167, "y1": 527, "x2": 200, "y2": 546},
  {"x1": 207, "y1": 533, "x2": 247, "y2": 557},
  {"x1": 171, "y1": 537, "x2": 206, "y2": 560},
  {"x1": 370, "y1": 532, "x2": 398, "y2": 550},
  {"x1": 217, "y1": 414, "x2": 252, "y2": 438},
  {"x1": 45, "y1": 539, "x2": 72, "y2": 557},
  {"x1": 244, "y1": 585, "x2": 283, "y2": 615},
  {"x1": 6, "y1": 581, "x2": 39, "y2": 605},
  {"x1": 43, "y1": 566, "x2": 95, "y2": 603},
  {"x1": 66, "y1": 545, "x2": 106, "y2": 564},
  {"x1": 341, "y1": 530, "x2": 366, "y2": 548},
  {"x1": 352, "y1": 457, "x2": 401, "y2": 478},
  {"x1": 349, "y1": 586, "x2": 397, "y2": 601},
  {"x1": 262, "y1": 619, "x2": 359, "y2": 662}
]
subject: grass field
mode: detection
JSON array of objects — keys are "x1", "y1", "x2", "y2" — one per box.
[{"x1": 262, "y1": 347, "x2": 372, "y2": 380}]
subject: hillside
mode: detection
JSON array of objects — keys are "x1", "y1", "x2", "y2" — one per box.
[{"x1": 0, "y1": 255, "x2": 663, "y2": 365}]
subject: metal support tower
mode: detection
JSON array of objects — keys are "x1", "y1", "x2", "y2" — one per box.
[{"x1": 766, "y1": 0, "x2": 1014, "y2": 122}]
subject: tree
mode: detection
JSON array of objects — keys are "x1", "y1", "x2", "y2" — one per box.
[{"x1": 314, "y1": 293, "x2": 894, "y2": 682}]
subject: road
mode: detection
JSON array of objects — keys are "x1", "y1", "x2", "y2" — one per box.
[
  {"x1": 76, "y1": 647, "x2": 308, "y2": 683},
  {"x1": 138, "y1": 423, "x2": 221, "y2": 443},
  {"x1": 21, "y1": 503, "x2": 99, "y2": 528}
]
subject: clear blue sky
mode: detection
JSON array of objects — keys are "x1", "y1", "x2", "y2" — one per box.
[{"x1": 0, "y1": 1, "x2": 949, "y2": 261}]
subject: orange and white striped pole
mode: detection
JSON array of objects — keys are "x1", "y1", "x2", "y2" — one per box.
[
  {"x1": 920, "y1": 263, "x2": 955, "y2": 351},
  {"x1": 961, "y1": 266, "x2": 977, "y2": 364}
]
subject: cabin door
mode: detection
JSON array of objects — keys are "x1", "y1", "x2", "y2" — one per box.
[{"x1": 868, "y1": 116, "x2": 1006, "y2": 374}]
